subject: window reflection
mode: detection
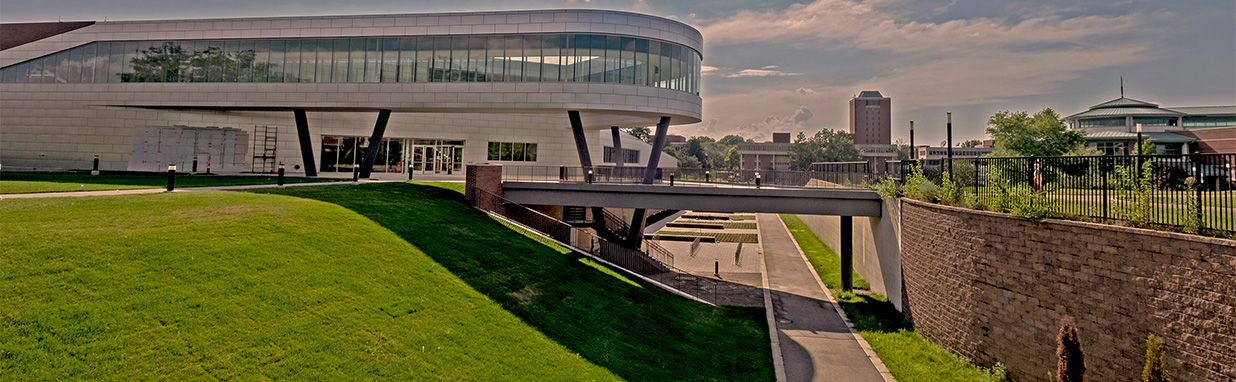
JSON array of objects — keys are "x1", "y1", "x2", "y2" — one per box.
[{"x1": 1, "y1": 33, "x2": 702, "y2": 94}]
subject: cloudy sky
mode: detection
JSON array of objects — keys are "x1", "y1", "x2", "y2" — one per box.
[{"x1": 4, "y1": 0, "x2": 1234, "y2": 144}]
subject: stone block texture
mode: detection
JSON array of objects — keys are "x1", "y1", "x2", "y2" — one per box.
[{"x1": 899, "y1": 199, "x2": 1235, "y2": 382}]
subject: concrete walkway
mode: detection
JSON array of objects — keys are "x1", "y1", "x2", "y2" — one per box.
[{"x1": 758, "y1": 213, "x2": 887, "y2": 382}]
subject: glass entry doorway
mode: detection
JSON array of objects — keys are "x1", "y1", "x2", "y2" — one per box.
[{"x1": 408, "y1": 139, "x2": 465, "y2": 175}]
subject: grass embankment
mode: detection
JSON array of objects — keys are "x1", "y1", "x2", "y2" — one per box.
[
  {"x1": 1, "y1": 182, "x2": 773, "y2": 380},
  {"x1": 779, "y1": 214, "x2": 1009, "y2": 382},
  {"x1": 0, "y1": 170, "x2": 338, "y2": 194}
]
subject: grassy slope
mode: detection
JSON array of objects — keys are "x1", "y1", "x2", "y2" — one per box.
[
  {"x1": 778, "y1": 214, "x2": 1007, "y2": 382},
  {"x1": 0, "y1": 171, "x2": 337, "y2": 194},
  {"x1": 1, "y1": 190, "x2": 616, "y2": 380},
  {"x1": 253, "y1": 182, "x2": 774, "y2": 382}
]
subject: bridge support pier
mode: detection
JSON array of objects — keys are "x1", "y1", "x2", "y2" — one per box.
[{"x1": 841, "y1": 215, "x2": 853, "y2": 292}]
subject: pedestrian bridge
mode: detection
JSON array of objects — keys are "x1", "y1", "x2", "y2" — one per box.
[{"x1": 500, "y1": 181, "x2": 884, "y2": 217}]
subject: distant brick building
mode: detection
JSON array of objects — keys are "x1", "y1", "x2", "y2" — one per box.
[
  {"x1": 738, "y1": 132, "x2": 791, "y2": 171},
  {"x1": 849, "y1": 90, "x2": 891, "y2": 145}
]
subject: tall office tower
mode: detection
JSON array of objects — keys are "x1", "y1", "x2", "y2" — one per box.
[{"x1": 849, "y1": 91, "x2": 891, "y2": 145}]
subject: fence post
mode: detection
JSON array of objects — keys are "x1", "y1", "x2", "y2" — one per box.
[
  {"x1": 974, "y1": 157, "x2": 980, "y2": 195},
  {"x1": 1102, "y1": 154, "x2": 1109, "y2": 222},
  {"x1": 1192, "y1": 151, "x2": 1204, "y2": 231}
]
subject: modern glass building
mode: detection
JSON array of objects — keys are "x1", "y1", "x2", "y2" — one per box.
[
  {"x1": 0, "y1": 10, "x2": 701, "y2": 176},
  {"x1": 1064, "y1": 97, "x2": 1235, "y2": 156}
]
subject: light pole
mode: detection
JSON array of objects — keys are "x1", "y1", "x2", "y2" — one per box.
[{"x1": 946, "y1": 112, "x2": 954, "y2": 181}]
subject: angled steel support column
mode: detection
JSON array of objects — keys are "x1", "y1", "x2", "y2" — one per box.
[
  {"x1": 610, "y1": 126, "x2": 624, "y2": 167},
  {"x1": 293, "y1": 109, "x2": 318, "y2": 177},
  {"x1": 841, "y1": 215, "x2": 854, "y2": 292},
  {"x1": 566, "y1": 111, "x2": 606, "y2": 227},
  {"x1": 629, "y1": 116, "x2": 672, "y2": 243},
  {"x1": 642, "y1": 116, "x2": 672, "y2": 184},
  {"x1": 359, "y1": 109, "x2": 392, "y2": 179}
]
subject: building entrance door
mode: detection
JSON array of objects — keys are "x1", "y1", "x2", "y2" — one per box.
[{"x1": 407, "y1": 140, "x2": 465, "y2": 175}]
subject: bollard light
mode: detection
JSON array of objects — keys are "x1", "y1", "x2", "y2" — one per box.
[
  {"x1": 587, "y1": 169, "x2": 594, "y2": 184},
  {"x1": 706, "y1": 170, "x2": 711, "y2": 183},
  {"x1": 166, "y1": 164, "x2": 177, "y2": 192},
  {"x1": 277, "y1": 162, "x2": 285, "y2": 186},
  {"x1": 408, "y1": 164, "x2": 414, "y2": 180},
  {"x1": 670, "y1": 174, "x2": 675, "y2": 186},
  {"x1": 755, "y1": 172, "x2": 761, "y2": 188}
]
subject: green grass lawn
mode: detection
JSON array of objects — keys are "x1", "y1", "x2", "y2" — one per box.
[
  {"x1": 779, "y1": 214, "x2": 1009, "y2": 382},
  {"x1": 0, "y1": 170, "x2": 339, "y2": 194},
  {"x1": 1, "y1": 181, "x2": 773, "y2": 380}
]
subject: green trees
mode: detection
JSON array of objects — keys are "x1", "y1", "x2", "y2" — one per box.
[
  {"x1": 663, "y1": 135, "x2": 745, "y2": 170},
  {"x1": 626, "y1": 127, "x2": 651, "y2": 143},
  {"x1": 789, "y1": 129, "x2": 862, "y2": 171},
  {"x1": 1143, "y1": 334, "x2": 1170, "y2": 382},
  {"x1": 987, "y1": 108, "x2": 1086, "y2": 157}
]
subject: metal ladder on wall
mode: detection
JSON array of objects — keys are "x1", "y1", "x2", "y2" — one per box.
[{"x1": 251, "y1": 125, "x2": 277, "y2": 173}]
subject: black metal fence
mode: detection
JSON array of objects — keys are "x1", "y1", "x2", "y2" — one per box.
[
  {"x1": 500, "y1": 165, "x2": 871, "y2": 189},
  {"x1": 896, "y1": 153, "x2": 1236, "y2": 236}
]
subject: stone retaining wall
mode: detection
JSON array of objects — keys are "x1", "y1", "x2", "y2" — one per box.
[{"x1": 900, "y1": 199, "x2": 1235, "y2": 381}]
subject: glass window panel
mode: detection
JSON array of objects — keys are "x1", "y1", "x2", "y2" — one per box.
[
  {"x1": 349, "y1": 38, "x2": 365, "y2": 82},
  {"x1": 501, "y1": 142, "x2": 513, "y2": 160},
  {"x1": 63, "y1": 47, "x2": 82, "y2": 83},
  {"x1": 332, "y1": 39, "x2": 349, "y2": 83},
  {"x1": 1, "y1": 63, "x2": 15, "y2": 83},
  {"x1": 620, "y1": 37, "x2": 635, "y2": 85},
  {"x1": 526, "y1": 143, "x2": 537, "y2": 162},
  {"x1": 314, "y1": 39, "x2": 332, "y2": 83},
  {"x1": 296, "y1": 39, "x2": 315, "y2": 83},
  {"x1": 268, "y1": 40, "x2": 285, "y2": 83},
  {"x1": 415, "y1": 37, "x2": 432, "y2": 82},
  {"x1": 252, "y1": 39, "x2": 270, "y2": 83},
  {"x1": 120, "y1": 41, "x2": 138, "y2": 82},
  {"x1": 659, "y1": 42, "x2": 672, "y2": 88},
  {"x1": 365, "y1": 38, "x2": 380, "y2": 82},
  {"x1": 505, "y1": 35, "x2": 523, "y2": 82},
  {"x1": 107, "y1": 42, "x2": 122, "y2": 83},
  {"x1": 471, "y1": 36, "x2": 488, "y2": 82},
  {"x1": 206, "y1": 40, "x2": 225, "y2": 82},
  {"x1": 380, "y1": 38, "x2": 398, "y2": 82},
  {"x1": 282, "y1": 40, "x2": 299, "y2": 82},
  {"x1": 398, "y1": 37, "x2": 415, "y2": 82},
  {"x1": 222, "y1": 40, "x2": 238, "y2": 82},
  {"x1": 450, "y1": 36, "x2": 468, "y2": 82},
  {"x1": 513, "y1": 142, "x2": 526, "y2": 161},
  {"x1": 86, "y1": 43, "x2": 104, "y2": 83},
  {"x1": 648, "y1": 40, "x2": 661, "y2": 87},
  {"x1": 571, "y1": 35, "x2": 587, "y2": 82},
  {"x1": 523, "y1": 35, "x2": 542, "y2": 82},
  {"x1": 486, "y1": 36, "x2": 505, "y2": 82},
  {"x1": 15, "y1": 61, "x2": 32, "y2": 83},
  {"x1": 321, "y1": 136, "x2": 340, "y2": 172},
  {"x1": 488, "y1": 142, "x2": 500, "y2": 160},
  {"x1": 604, "y1": 35, "x2": 620, "y2": 83},
  {"x1": 589, "y1": 35, "x2": 605, "y2": 82},
  {"x1": 32, "y1": 56, "x2": 50, "y2": 83},
  {"x1": 237, "y1": 40, "x2": 255, "y2": 83},
  {"x1": 541, "y1": 35, "x2": 560, "y2": 82},
  {"x1": 431, "y1": 37, "x2": 450, "y2": 82},
  {"x1": 183, "y1": 41, "x2": 201, "y2": 82}
]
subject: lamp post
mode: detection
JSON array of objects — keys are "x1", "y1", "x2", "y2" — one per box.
[
  {"x1": 909, "y1": 121, "x2": 915, "y2": 160},
  {"x1": 1136, "y1": 123, "x2": 1144, "y2": 179},
  {"x1": 166, "y1": 164, "x2": 176, "y2": 192},
  {"x1": 946, "y1": 112, "x2": 954, "y2": 182}
]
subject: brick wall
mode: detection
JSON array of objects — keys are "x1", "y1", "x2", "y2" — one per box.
[
  {"x1": 900, "y1": 199, "x2": 1235, "y2": 381},
  {"x1": 465, "y1": 164, "x2": 504, "y2": 213}
]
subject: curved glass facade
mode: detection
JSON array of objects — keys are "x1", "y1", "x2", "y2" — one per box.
[{"x1": 0, "y1": 34, "x2": 701, "y2": 94}]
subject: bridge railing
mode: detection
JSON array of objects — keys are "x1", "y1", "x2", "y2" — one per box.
[{"x1": 500, "y1": 165, "x2": 872, "y2": 190}]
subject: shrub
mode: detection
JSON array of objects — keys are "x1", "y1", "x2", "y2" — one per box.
[
  {"x1": 1143, "y1": 334, "x2": 1170, "y2": 382},
  {"x1": 1057, "y1": 317, "x2": 1085, "y2": 382},
  {"x1": 867, "y1": 177, "x2": 901, "y2": 200},
  {"x1": 903, "y1": 165, "x2": 939, "y2": 202},
  {"x1": 939, "y1": 170, "x2": 963, "y2": 206}
]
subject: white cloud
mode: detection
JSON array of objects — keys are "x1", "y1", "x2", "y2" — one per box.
[
  {"x1": 722, "y1": 68, "x2": 801, "y2": 78},
  {"x1": 700, "y1": 65, "x2": 721, "y2": 76},
  {"x1": 797, "y1": 87, "x2": 818, "y2": 95}
]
